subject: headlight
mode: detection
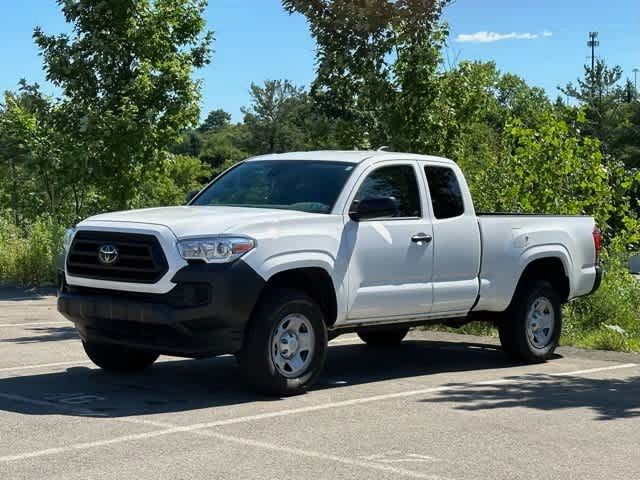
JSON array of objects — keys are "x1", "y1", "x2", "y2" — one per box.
[
  {"x1": 176, "y1": 236, "x2": 255, "y2": 263},
  {"x1": 63, "y1": 228, "x2": 76, "y2": 252}
]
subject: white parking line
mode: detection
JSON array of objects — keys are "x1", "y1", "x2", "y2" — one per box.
[
  {"x1": 0, "y1": 362, "x2": 636, "y2": 466},
  {"x1": 0, "y1": 321, "x2": 69, "y2": 328},
  {"x1": 549, "y1": 363, "x2": 638, "y2": 376},
  {"x1": 0, "y1": 428, "x2": 184, "y2": 463},
  {"x1": 179, "y1": 428, "x2": 450, "y2": 479}
]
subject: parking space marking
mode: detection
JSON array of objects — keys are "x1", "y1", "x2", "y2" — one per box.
[
  {"x1": 0, "y1": 362, "x2": 636, "y2": 467},
  {"x1": 0, "y1": 427, "x2": 183, "y2": 463},
  {"x1": 0, "y1": 410, "x2": 449, "y2": 479},
  {"x1": 362, "y1": 451, "x2": 439, "y2": 464},
  {"x1": 172, "y1": 428, "x2": 450, "y2": 479},
  {"x1": 548, "y1": 363, "x2": 638, "y2": 377},
  {"x1": 83, "y1": 415, "x2": 449, "y2": 479},
  {"x1": 0, "y1": 321, "x2": 69, "y2": 328}
]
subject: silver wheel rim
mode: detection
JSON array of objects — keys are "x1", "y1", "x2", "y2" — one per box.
[
  {"x1": 527, "y1": 296, "x2": 555, "y2": 349},
  {"x1": 270, "y1": 313, "x2": 315, "y2": 378}
]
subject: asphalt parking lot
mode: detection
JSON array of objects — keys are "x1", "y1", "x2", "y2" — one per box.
[{"x1": 1, "y1": 288, "x2": 639, "y2": 480}]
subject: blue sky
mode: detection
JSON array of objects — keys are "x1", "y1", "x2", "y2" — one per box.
[{"x1": 1, "y1": 0, "x2": 638, "y2": 121}]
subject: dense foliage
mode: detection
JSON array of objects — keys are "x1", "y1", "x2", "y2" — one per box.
[{"x1": 1, "y1": 0, "x2": 639, "y2": 351}]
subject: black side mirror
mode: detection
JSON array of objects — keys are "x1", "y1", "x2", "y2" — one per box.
[
  {"x1": 349, "y1": 197, "x2": 398, "y2": 222},
  {"x1": 185, "y1": 190, "x2": 199, "y2": 204}
]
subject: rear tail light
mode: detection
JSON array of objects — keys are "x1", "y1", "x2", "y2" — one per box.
[{"x1": 592, "y1": 226, "x2": 602, "y2": 265}]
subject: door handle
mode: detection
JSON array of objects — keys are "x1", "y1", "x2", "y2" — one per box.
[{"x1": 411, "y1": 233, "x2": 432, "y2": 244}]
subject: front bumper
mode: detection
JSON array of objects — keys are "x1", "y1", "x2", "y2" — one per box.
[{"x1": 58, "y1": 260, "x2": 265, "y2": 358}]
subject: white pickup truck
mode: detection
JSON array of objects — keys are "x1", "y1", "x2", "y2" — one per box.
[{"x1": 58, "y1": 150, "x2": 602, "y2": 395}]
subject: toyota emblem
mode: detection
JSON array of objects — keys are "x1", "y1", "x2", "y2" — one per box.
[{"x1": 97, "y1": 244, "x2": 119, "y2": 265}]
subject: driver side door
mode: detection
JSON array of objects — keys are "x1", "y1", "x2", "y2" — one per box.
[{"x1": 345, "y1": 161, "x2": 434, "y2": 321}]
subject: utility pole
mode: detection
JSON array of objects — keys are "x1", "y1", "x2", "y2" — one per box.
[
  {"x1": 587, "y1": 32, "x2": 599, "y2": 71},
  {"x1": 634, "y1": 68, "x2": 639, "y2": 92}
]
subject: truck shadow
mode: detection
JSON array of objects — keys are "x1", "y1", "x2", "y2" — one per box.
[
  {"x1": 0, "y1": 339, "x2": 637, "y2": 421},
  {"x1": 419, "y1": 372, "x2": 640, "y2": 421},
  {"x1": 1, "y1": 326, "x2": 78, "y2": 344},
  {"x1": 0, "y1": 286, "x2": 57, "y2": 301}
]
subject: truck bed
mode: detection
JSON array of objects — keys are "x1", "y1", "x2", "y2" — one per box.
[{"x1": 473, "y1": 213, "x2": 598, "y2": 312}]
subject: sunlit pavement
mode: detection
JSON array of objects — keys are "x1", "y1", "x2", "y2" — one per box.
[{"x1": 1, "y1": 289, "x2": 639, "y2": 480}]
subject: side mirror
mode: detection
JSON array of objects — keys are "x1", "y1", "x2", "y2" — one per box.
[
  {"x1": 349, "y1": 197, "x2": 398, "y2": 222},
  {"x1": 185, "y1": 190, "x2": 199, "y2": 204}
]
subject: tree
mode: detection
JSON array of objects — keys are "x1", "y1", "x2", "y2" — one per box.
[
  {"x1": 430, "y1": 61, "x2": 554, "y2": 161},
  {"x1": 611, "y1": 101, "x2": 640, "y2": 171},
  {"x1": 0, "y1": 81, "x2": 88, "y2": 224},
  {"x1": 459, "y1": 112, "x2": 619, "y2": 231},
  {"x1": 560, "y1": 60, "x2": 624, "y2": 153},
  {"x1": 33, "y1": 0, "x2": 213, "y2": 209},
  {"x1": 283, "y1": 0, "x2": 450, "y2": 150},
  {"x1": 622, "y1": 79, "x2": 637, "y2": 104},
  {"x1": 171, "y1": 130, "x2": 204, "y2": 157},
  {"x1": 241, "y1": 80, "x2": 312, "y2": 154},
  {"x1": 137, "y1": 154, "x2": 212, "y2": 207},
  {"x1": 199, "y1": 123, "x2": 249, "y2": 172},
  {"x1": 198, "y1": 109, "x2": 232, "y2": 133}
]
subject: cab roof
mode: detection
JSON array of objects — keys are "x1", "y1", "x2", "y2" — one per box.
[{"x1": 247, "y1": 150, "x2": 455, "y2": 166}]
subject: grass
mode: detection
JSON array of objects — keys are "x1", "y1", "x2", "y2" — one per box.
[
  {"x1": 561, "y1": 247, "x2": 640, "y2": 353},
  {"x1": 0, "y1": 215, "x2": 64, "y2": 286}
]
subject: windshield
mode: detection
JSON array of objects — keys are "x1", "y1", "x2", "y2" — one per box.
[{"x1": 192, "y1": 160, "x2": 356, "y2": 214}]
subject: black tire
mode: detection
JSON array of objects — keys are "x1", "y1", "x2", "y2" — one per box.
[
  {"x1": 239, "y1": 288, "x2": 328, "y2": 396},
  {"x1": 83, "y1": 341, "x2": 159, "y2": 372},
  {"x1": 498, "y1": 280, "x2": 562, "y2": 363},
  {"x1": 357, "y1": 327, "x2": 410, "y2": 347}
]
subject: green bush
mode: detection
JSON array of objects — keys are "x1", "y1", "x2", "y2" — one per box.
[
  {"x1": 562, "y1": 244, "x2": 640, "y2": 352},
  {"x1": 0, "y1": 214, "x2": 64, "y2": 286}
]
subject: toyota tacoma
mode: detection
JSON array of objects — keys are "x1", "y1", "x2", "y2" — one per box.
[{"x1": 58, "y1": 150, "x2": 602, "y2": 395}]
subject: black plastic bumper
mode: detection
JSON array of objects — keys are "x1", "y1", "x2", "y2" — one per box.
[
  {"x1": 57, "y1": 260, "x2": 265, "y2": 358},
  {"x1": 589, "y1": 266, "x2": 602, "y2": 295}
]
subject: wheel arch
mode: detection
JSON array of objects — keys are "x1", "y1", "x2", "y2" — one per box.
[
  {"x1": 253, "y1": 266, "x2": 339, "y2": 327},
  {"x1": 512, "y1": 256, "x2": 570, "y2": 306}
]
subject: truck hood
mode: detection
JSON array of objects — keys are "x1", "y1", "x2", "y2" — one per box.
[{"x1": 80, "y1": 206, "x2": 316, "y2": 238}]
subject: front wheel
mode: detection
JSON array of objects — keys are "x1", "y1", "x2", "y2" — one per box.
[
  {"x1": 83, "y1": 341, "x2": 159, "y2": 372},
  {"x1": 498, "y1": 280, "x2": 562, "y2": 363},
  {"x1": 239, "y1": 288, "x2": 328, "y2": 396}
]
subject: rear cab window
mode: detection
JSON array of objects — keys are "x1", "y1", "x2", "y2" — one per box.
[{"x1": 424, "y1": 165, "x2": 465, "y2": 219}]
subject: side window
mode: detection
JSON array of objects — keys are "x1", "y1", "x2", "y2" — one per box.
[
  {"x1": 353, "y1": 165, "x2": 421, "y2": 218},
  {"x1": 424, "y1": 166, "x2": 464, "y2": 219}
]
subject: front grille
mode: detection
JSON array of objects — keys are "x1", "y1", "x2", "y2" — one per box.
[{"x1": 67, "y1": 231, "x2": 168, "y2": 283}]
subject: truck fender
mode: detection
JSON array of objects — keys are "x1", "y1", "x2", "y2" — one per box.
[
  {"x1": 246, "y1": 251, "x2": 348, "y2": 323},
  {"x1": 509, "y1": 244, "x2": 573, "y2": 303}
]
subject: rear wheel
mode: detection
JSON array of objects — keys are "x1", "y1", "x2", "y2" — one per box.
[
  {"x1": 357, "y1": 327, "x2": 410, "y2": 347},
  {"x1": 239, "y1": 288, "x2": 328, "y2": 396},
  {"x1": 498, "y1": 280, "x2": 562, "y2": 362},
  {"x1": 83, "y1": 341, "x2": 159, "y2": 372}
]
